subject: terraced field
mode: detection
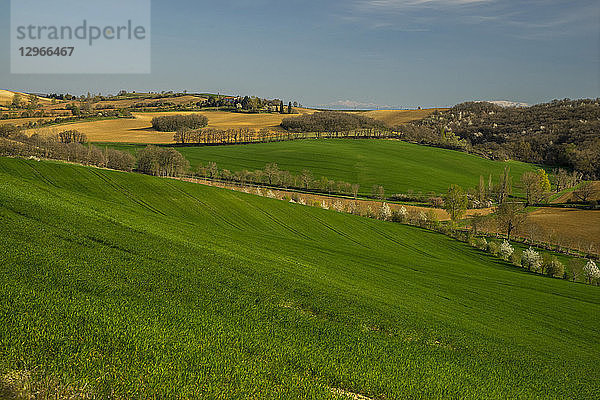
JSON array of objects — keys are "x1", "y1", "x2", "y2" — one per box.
[
  {"x1": 109, "y1": 139, "x2": 540, "y2": 196},
  {"x1": 0, "y1": 157, "x2": 598, "y2": 399}
]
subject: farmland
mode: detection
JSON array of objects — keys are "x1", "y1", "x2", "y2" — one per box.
[
  {"x1": 355, "y1": 108, "x2": 448, "y2": 127},
  {"x1": 23, "y1": 110, "x2": 317, "y2": 143},
  {"x1": 0, "y1": 157, "x2": 598, "y2": 399},
  {"x1": 108, "y1": 139, "x2": 540, "y2": 195}
]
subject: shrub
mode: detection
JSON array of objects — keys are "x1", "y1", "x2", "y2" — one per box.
[
  {"x1": 545, "y1": 257, "x2": 564, "y2": 278},
  {"x1": 498, "y1": 240, "x2": 514, "y2": 261},
  {"x1": 475, "y1": 237, "x2": 488, "y2": 250},
  {"x1": 379, "y1": 203, "x2": 392, "y2": 221},
  {"x1": 522, "y1": 247, "x2": 542, "y2": 272},
  {"x1": 510, "y1": 250, "x2": 522, "y2": 266},
  {"x1": 391, "y1": 206, "x2": 408, "y2": 223},
  {"x1": 151, "y1": 114, "x2": 208, "y2": 132},
  {"x1": 583, "y1": 259, "x2": 600, "y2": 284},
  {"x1": 487, "y1": 241, "x2": 500, "y2": 256},
  {"x1": 0, "y1": 123, "x2": 21, "y2": 138}
]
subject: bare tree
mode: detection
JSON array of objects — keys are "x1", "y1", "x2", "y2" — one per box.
[
  {"x1": 351, "y1": 183, "x2": 360, "y2": 199},
  {"x1": 495, "y1": 202, "x2": 526, "y2": 241},
  {"x1": 573, "y1": 181, "x2": 597, "y2": 203}
]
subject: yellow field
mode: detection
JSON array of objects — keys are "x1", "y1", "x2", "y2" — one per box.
[
  {"x1": 356, "y1": 108, "x2": 447, "y2": 127},
  {"x1": 25, "y1": 110, "x2": 317, "y2": 143},
  {"x1": 0, "y1": 90, "x2": 52, "y2": 106}
]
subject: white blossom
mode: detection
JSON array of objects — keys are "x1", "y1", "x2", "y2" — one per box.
[
  {"x1": 583, "y1": 259, "x2": 600, "y2": 283},
  {"x1": 321, "y1": 200, "x2": 329, "y2": 210},
  {"x1": 521, "y1": 247, "x2": 541, "y2": 271},
  {"x1": 498, "y1": 240, "x2": 514, "y2": 260},
  {"x1": 379, "y1": 203, "x2": 392, "y2": 221},
  {"x1": 332, "y1": 200, "x2": 344, "y2": 212}
]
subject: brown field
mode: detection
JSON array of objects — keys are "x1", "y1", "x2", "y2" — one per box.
[
  {"x1": 25, "y1": 110, "x2": 317, "y2": 143},
  {"x1": 525, "y1": 207, "x2": 600, "y2": 251},
  {"x1": 552, "y1": 182, "x2": 600, "y2": 203},
  {"x1": 356, "y1": 108, "x2": 447, "y2": 127}
]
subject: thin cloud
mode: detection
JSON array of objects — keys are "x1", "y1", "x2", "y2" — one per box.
[{"x1": 319, "y1": 100, "x2": 396, "y2": 109}]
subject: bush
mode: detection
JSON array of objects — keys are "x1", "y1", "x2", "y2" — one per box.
[
  {"x1": 391, "y1": 206, "x2": 408, "y2": 223},
  {"x1": 583, "y1": 259, "x2": 600, "y2": 284},
  {"x1": 151, "y1": 114, "x2": 208, "y2": 132},
  {"x1": 498, "y1": 240, "x2": 514, "y2": 261},
  {"x1": 487, "y1": 241, "x2": 500, "y2": 256},
  {"x1": 522, "y1": 247, "x2": 542, "y2": 272},
  {"x1": 545, "y1": 257, "x2": 564, "y2": 278},
  {"x1": 0, "y1": 123, "x2": 21, "y2": 138},
  {"x1": 379, "y1": 203, "x2": 392, "y2": 221},
  {"x1": 475, "y1": 237, "x2": 488, "y2": 250},
  {"x1": 510, "y1": 250, "x2": 522, "y2": 266}
]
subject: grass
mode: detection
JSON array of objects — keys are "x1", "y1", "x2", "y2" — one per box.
[
  {"x1": 107, "y1": 139, "x2": 540, "y2": 196},
  {"x1": 0, "y1": 157, "x2": 599, "y2": 399}
]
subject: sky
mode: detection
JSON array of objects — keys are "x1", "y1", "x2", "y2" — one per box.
[{"x1": 1, "y1": 0, "x2": 599, "y2": 108}]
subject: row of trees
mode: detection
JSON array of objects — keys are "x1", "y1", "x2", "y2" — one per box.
[
  {"x1": 0, "y1": 133, "x2": 135, "y2": 171},
  {"x1": 0, "y1": 126, "x2": 191, "y2": 177},
  {"x1": 195, "y1": 162, "x2": 363, "y2": 197}
]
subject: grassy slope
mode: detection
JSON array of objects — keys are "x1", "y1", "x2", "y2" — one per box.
[
  {"x1": 0, "y1": 158, "x2": 598, "y2": 399},
  {"x1": 107, "y1": 139, "x2": 539, "y2": 196}
]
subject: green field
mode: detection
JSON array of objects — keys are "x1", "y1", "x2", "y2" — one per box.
[
  {"x1": 104, "y1": 139, "x2": 540, "y2": 196},
  {"x1": 1, "y1": 157, "x2": 598, "y2": 399}
]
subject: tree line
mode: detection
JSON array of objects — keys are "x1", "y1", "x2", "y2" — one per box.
[
  {"x1": 0, "y1": 127, "x2": 190, "y2": 177},
  {"x1": 280, "y1": 111, "x2": 387, "y2": 133}
]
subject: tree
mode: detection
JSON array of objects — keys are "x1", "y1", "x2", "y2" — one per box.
[
  {"x1": 11, "y1": 93, "x2": 22, "y2": 108},
  {"x1": 379, "y1": 203, "x2": 392, "y2": 221},
  {"x1": 573, "y1": 182, "x2": 597, "y2": 203},
  {"x1": 0, "y1": 124, "x2": 20, "y2": 138},
  {"x1": 494, "y1": 202, "x2": 526, "y2": 241},
  {"x1": 443, "y1": 184, "x2": 468, "y2": 224},
  {"x1": 498, "y1": 240, "x2": 514, "y2": 261},
  {"x1": 494, "y1": 167, "x2": 512, "y2": 204},
  {"x1": 583, "y1": 259, "x2": 600, "y2": 284},
  {"x1": 372, "y1": 185, "x2": 385, "y2": 202},
  {"x1": 264, "y1": 163, "x2": 280, "y2": 186},
  {"x1": 521, "y1": 247, "x2": 542, "y2": 272},
  {"x1": 351, "y1": 183, "x2": 360, "y2": 199},
  {"x1": 27, "y1": 94, "x2": 39, "y2": 109},
  {"x1": 300, "y1": 169, "x2": 313, "y2": 189},
  {"x1": 477, "y1": 175, "x2": 486, "y2": 204},
  {"x1": 521, "y1": 170, "x2": 548, "y2": 206},
  {"x1": 288, "y1": 101, "x2": 292, "y2": 114},
  {"x1": 57, "y1": 130, "x2": 87, "y2": 144}
]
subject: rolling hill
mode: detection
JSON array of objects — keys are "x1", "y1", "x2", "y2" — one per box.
[
  {"x1": 108, "y1": 139, "x2": 541, "y2": 196},
  {"x1": 0, "y1": 157, "x2": 598, "y2": 399}
]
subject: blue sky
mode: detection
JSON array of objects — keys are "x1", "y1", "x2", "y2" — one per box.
[{"x1": 1, "y1": 0, "x2": 598, "y2": 108}]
